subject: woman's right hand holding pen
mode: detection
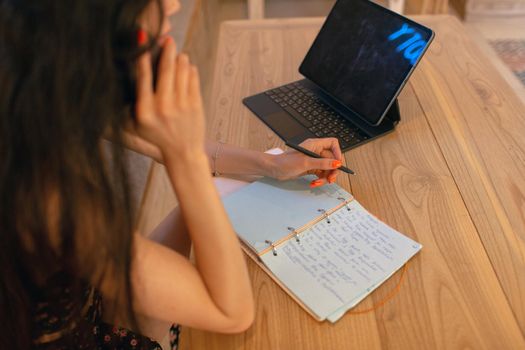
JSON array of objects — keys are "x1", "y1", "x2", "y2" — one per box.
[{"x1": 267, "y1": 138, "x2": 344, "y2": 187}]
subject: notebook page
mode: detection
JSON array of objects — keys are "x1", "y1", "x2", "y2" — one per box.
[
  {"x1": 260, "y1": 199, "x2": 421, "y2": 321},
  {"x1": 222, "y1": 176, "x2": 352, "y2": 253},
  {"x1": 326, "y1": 267, "x2": 401, "y2": 322}
]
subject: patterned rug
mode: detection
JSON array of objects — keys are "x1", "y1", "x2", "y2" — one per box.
[{"x1": 490, "y1": 39, "x2": 525, "y2": 87}]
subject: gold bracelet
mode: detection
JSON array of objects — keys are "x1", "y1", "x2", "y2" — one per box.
[{"x1": 212, "y1": 141, "x2": 224, "y2": 177}]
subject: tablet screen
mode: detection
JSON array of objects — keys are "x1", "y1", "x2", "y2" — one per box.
[{"x1": 299, "y1": 0, "x2": 434, "y2": 126}]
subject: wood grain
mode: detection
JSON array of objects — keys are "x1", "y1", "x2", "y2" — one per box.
[
  {"x1": 179, "y1": 16, "x2": 525, "y2": 350},
  {"x1": 410, "y1": 15, "x2": 525, "y2": 334}
]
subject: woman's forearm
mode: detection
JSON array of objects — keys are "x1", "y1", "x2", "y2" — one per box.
[
  {"x1": 205, "y1": 140, "x2": 276, "y2": 177},
  {"x1": 163, "y1": 151, "x2": 254, "y2": 327},
  {"x1": 117, "y1": 134, "x2": 276, "y2": 177}
]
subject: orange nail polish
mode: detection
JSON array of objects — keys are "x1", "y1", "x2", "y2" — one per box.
[
  {"x1": 137, "y1": 29, "x2": 147, "y2": 45},
  {"x1": 164, "y1": 36, "x2": 174, "y2": 45},
  {"x1": 310, "y1": 180, "x2": 323, "y2": 188},
  {"x1": 332, "y1": 160, "x2": 342, "y2": 168}
]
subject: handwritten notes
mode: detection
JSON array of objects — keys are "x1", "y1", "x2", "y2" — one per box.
[
  {"x1": 261, "y1": 200, "x2": 421, "y2": 321},
  {"x1": 223, "y1": 176, "x2": 353, "y2": 253},
  {"x1": 222, "y1": 176, "x2": 422, "y2": 322}
]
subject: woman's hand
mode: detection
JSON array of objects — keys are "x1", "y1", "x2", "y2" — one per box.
[
  {"x1": 121, "y1": 121, "x2": 163, "y2": 163},
  {"x1": 134, "y1": 37, "x2": 206, "y2": 161},
  {"x1": 269, "y1": 138, "x2": 343, "y2": 187}
]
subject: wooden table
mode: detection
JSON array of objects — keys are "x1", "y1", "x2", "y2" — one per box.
[{"x1": 179, "y1": 15, "x2": 525, "y2": 349}]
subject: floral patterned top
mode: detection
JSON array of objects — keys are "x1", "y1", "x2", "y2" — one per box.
[{"x1": 32, "y1": 273, "x2": 179, "y2": 350}]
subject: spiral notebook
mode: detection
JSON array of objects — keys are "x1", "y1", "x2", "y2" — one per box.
[{"x1": 222, "y1": 175, "x2": 422, "y2": 322}]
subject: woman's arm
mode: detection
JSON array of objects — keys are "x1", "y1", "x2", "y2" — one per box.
[
  {"x1": 206, "y1": 138, "x2": 343, "y2": 185},
  {"x1": 113, "y1": 131, "x2": 271, "y2": 174},
  {"x1": 118, "y1": 131, "x2": 343, "y2": 186},
  {"x1": 126, "y1": 37, "x2": 253, "y2": 332},
  {"x1": 130, "y1": 155, "x2": 254, "y2": 333}
]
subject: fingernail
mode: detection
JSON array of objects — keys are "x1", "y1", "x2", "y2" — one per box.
[
  {"x1": 332, "y1": 160, "x2": 342, "y2": 168},
  {"x1": 310, "y1": 180, "x2": 323, "y2": 188},
  {"x1": 137, "y1": 29, "x2": 147, "y2": 45},
  {"x1": 164, "y1": 36, "x2": 173, "y2": 48}
]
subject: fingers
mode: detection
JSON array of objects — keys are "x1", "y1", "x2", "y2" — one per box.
[
  {"x1": 300, "y1": 137, "x2": 342, "y2": 160},
  {"x1": 320, "y1": 149, "x2": 340, "y2": 184},
  {"x1": 306, "y1": 157, "x2": 341, "y2": 188},
  {"x1": 310, "y1": 169, "x2": 339, "y2": 188},
  {"x1": 306, "y1": 157, "x2": 342, "y2": 172},
  {"x1": 175, "y1": 54, "x2": 190, "y2": 106},
  {"x1": 156, "y1": 37, "x2": 177, "y2": 96},
  {"x1": 150, "y1": 37, "x2": 199, "y2": 110},
  {"x1": 310, "y1": 178, "x2": 325, "y2": 188},
  {"x1": 298, "y1": 137, "x2": 344, "y2": 187},
  {"x1": 327, "y1": 169, "x2": 339, "y2": 184},
  {"x1": 133, "y1": 34, "x2": 206, "y2": 154},
  {"x1": 188, "y1": 66, "x2": 203, "y2": 107},
  {"x1": 136, "y1": 51, "x2": 154, "y2": 117},
  {"x1": 328, "y1": 137, "x2": 343, "y2": 161}
]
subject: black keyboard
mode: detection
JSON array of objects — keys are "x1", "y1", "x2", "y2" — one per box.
[{"x1": 265, "y1": 81, "x2": 368, "y2": 149}]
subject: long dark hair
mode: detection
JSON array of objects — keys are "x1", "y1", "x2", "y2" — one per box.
[{"x1": 0, "y1": 0, "x2": 162, "y2": 347}]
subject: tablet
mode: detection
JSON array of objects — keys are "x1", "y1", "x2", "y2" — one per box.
[{"x1": 299, "y1": 0, "x2": 434, "y2": 126}]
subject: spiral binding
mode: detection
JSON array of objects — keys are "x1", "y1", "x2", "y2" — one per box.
[
  {"x1": 264, "y1": 204, "x2": 354, "y2": 257},
  {"x1": 288, "y1": 226, "x2": 300, "y2": 242},
  {"x1": 317, "y1": 208, "x2": 331, "y2": 224},
  {"x1": 265, "y1": 240, "x2": 278, "y2": 256},
  {"x1": 338, "y1": 197, "x2": 351, "y2": 211}
]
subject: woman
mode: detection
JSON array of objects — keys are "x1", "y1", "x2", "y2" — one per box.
[{"x1": 0, "y1": 0, "x2": 343, "y2": 349}]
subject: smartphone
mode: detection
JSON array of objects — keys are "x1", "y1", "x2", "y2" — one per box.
[
  {"x1": 119, "y1": 42, "x2": 163, "y2": 113},
  {"x1": 150, "y1": 42, "x2": 163, "y2": 87}
]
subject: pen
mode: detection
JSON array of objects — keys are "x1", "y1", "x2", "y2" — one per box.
[{"x1": 285, "y1": 141, "x2": 356, "y2": 175}]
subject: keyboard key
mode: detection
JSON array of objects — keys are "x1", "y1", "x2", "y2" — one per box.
[
  {"x1": 265, "y1": 84, "x2": 369, "y2": 148},
  {"x1": 347, "y1": 138, "x2": 362, "y2": 146}
]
